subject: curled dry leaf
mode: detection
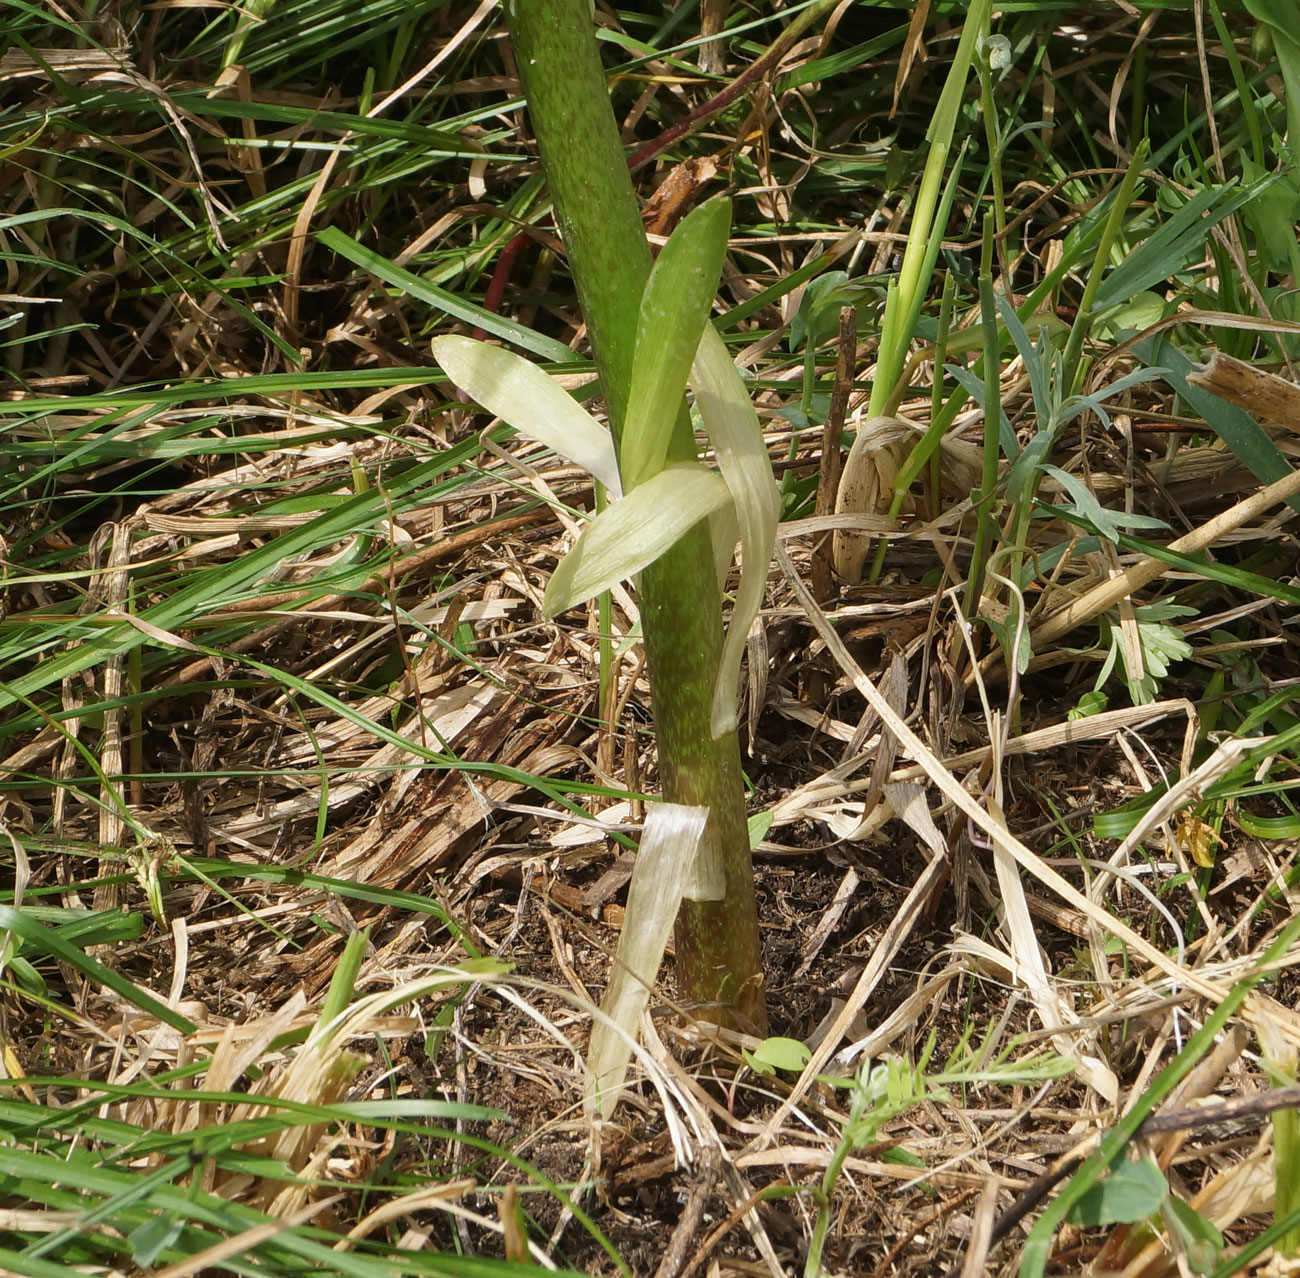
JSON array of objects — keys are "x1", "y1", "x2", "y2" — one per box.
[
  {"x1": 587, "y1": 802, "x2": 710, "y2": 1120},
  {"x1": 832, "y1": 413, "x2": 982, "y2": 583},
  {"x1": 832, "y1": 416, "x2": 912, "y2": 582}
]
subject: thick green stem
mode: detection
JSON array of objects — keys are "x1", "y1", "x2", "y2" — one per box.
[{"x1": 507, "y1": 0, "x2": 765, "y2": 1030}]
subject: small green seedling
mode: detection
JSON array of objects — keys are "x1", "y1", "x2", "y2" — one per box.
[{"x1": 1095, "y1": 601, "x2": 1196, "y2": 706}]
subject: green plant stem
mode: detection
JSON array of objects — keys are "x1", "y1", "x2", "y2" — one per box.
[
  {"x1": 507, "y1": 0, "x2": 765, "y2": 1030},
  {"x1": 868, "y1": 0, "x2": 991, "y2": 416},
  {"x1": 1061, "y1": 139, "x2": 1149, "y2": 392},
  {"x1": 928, "y1": 271, "x2": 957, "y2": 518},
  {"x1": 964, "y1": 215, "x2": 1003, "y2": 617},
  {"x1": 805, "y1": 1080, "x2": 871, "y2": 1278},
  {"x1": 978, "y1": 39, "x2": 1007, "y2": 274}
]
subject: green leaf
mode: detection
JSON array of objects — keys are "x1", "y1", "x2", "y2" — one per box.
[
  {"x1": 690, "y1": 325, "x2": 781, "y2": 737},
  {"x1": 984, "y1": 605, "x2": 1032, "y2": 676},
  {"x1": 787, "y1": 272, "x2": 884, "y2": 352},
  {"x1": 1093, "y1": 176, "x2": 1276, "y2": 313},
  {"x1": 1239, "y1": 156, "x2": 1300, "y2": 274},
  {"x1": 621, "y1": 198, "x2": 732, "y2": 490},
  {"x1": 0, "y1": 906, "x2": 197, "y2": 1034},
  {"x1": 320, "y1": 225, "x2": 577, "y2": 364},
  {"x1": 1041, "y1": 466, "x2": 1171, "y2": 542},
  {"x1": 431, "y1": 336, "x2": 622, "y2": 497},
  {"x1": 1069, "y1": 689, "x2": 1109, "y2": 720},
  {"x1": 1067, "y1": 1156, "x2": 1167, "y2": 1228},
  {"x1": 1041, "y1": 465, "x2": 1125, "y2": 541},
  {"x1": 1097, "y1": 288, "x2": 1170, "y2": 340},
  {"x1": 128, "y1": 1211, "x2": 185, "y2": 1267},
  {"x1": 1165, "y1": 1195, "x2": 1223, "y2": 1274},
  {"x1": 543, "y1": 464, "x2": 732, "y2": 616},
  {"x1": 882, "y1": 1146, "x2": 927, "y2": 1169},
  {"x1": 789, "y1": 270, "x2": 848, "y2": 352},
  {"x1": 1245, "y1": 0, "x2": 1300, "y2": 168},
  {"x1": 744, "y1": 1036, "x2": 812, "y2": 1075}
]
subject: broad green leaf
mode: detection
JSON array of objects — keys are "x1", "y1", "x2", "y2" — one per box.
[
  {"x1": 587, "y1": 803, "x2": 709, "y2": 1118},
  {"x1": 1067, "y1": 1156, "x2": 1166, "y2": 1228},
  {"x1": 747, "y1": 808, "x2": 775, "y2": 848},
  {"x1": 745, "y1": 1036, "x2": 812, "y2": 1075},
  {"x1": 543, "y1": 464, "x2": 731, "y2": 616},
  {"x1": 621, "y1": 198, "x2": 732, "y2": 491},
  {"x1": 789, "y1": 270, "x2": 848, "y2": 352},
  {"x1": 1240, "y1": 157, "x2": 1300, "y2": 274},
  {"x1": 1069, "y1": 689, "x2": 1109, "y2": 720},
  {"x1": 1246, "y1": 0, "x2": 1300, "y2": 168},
  {"x1": 128, "y1": 1212, "x2": 185, "y2": 1267},
  {"x1": 431, "y1": 335, "x2": 622, "y2": 497},
  {"x1": 690, "y1": 325, "x2": 781, "y2": 738},
  {"x1": 787, "y1": 271, "x2": 885, "y2": 352},
  {"x1": 1096, "y1": 290, "x2": 1168, "y2": 339}
]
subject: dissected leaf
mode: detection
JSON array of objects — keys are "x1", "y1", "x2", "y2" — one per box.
[
  {"x1": 1041, "y1": 466, "x2": 1170, "y2": 542},
  {"x1": 543, "y1": 464, "x2": 731, "y2": 616},
  {"x1": 621, "y1": 198, "x2": 732, "y2": 490},
  {"x1": 689, "y1": 325, "x2": 781, "y2": 737},
  {"x1": 431, "y1": 335, "x2": 622, "y2": 497},
  {"x1": 1042, "y1": 465, "x2": 1124, "y2": 541}
]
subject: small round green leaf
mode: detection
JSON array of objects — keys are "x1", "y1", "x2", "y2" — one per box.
[
  {"x1": 745, "y1": 1036, "x2": 813, "y2": 1075},
  {"x1": 1066, "y1": 1156, "x2": 1166, "y2": 1228}
]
